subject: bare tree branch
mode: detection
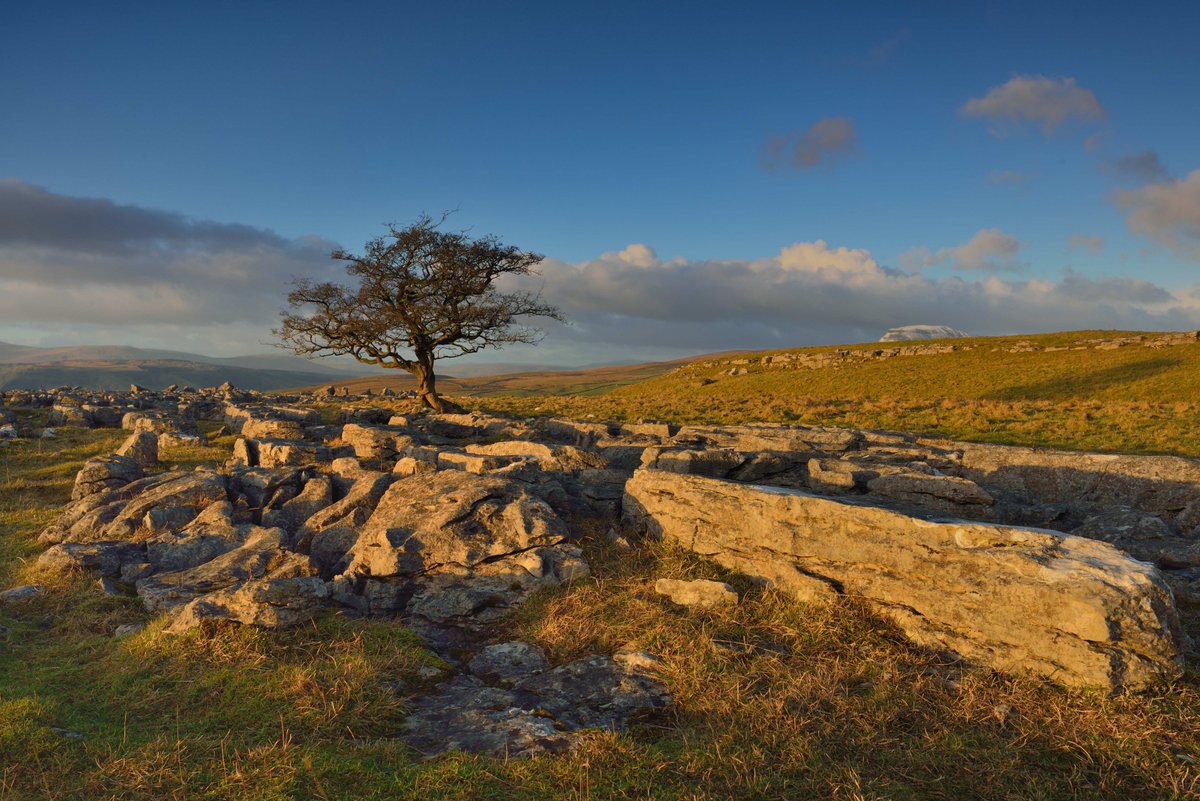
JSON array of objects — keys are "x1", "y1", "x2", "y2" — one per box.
[{"x1": 274, "y1": 215, "x2": 563, "y2": 410}]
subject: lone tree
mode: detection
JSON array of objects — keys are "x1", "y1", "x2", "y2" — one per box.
[{"x1": 276, "y1": 215, "x2": 562, "y2": 411}]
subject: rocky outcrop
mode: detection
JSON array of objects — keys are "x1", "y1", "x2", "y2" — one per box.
[
  {"x1": 624, "y1": 469, "x2": 1188, "y2": 691},
  {"x1": 953, "y1": 442, "x2": 1200, "y2": 533}
]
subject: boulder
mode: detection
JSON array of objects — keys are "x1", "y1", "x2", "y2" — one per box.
[
  {"x1": 241, "y1": 418, "x2": 305, "y2": 440},
  {"x1": 0, "y1": 585, "x2": 45, "y2": 604},
  {"x1": 256, "y1": 440, "x2": 327, "y2": 468},
  {"x1": 96, "y1": 469, "x2": 228, "y2": 541},
  {"x1": 116, "y1": 430, "x2": 158, "y2": 468},
  {"x1": 624, "y1": 469, "x2": 1187, "y2": 691},
  {"x1": 654, "y1": 578, "x2": 738, "y2": 608},
  {"x1": 641, "y1": 447, "x2": 745, "y2": 478},
  {"x1": 135, "y1": 527, "x2": 310, "y2": 613},
  {"x1": 340, "y1": 423, "x2": 405, "y2": 461},
  {"x1": 71, "y1": 456, "x2": 144, "y2": 500},
  {"x1": 168, "y1": 576, "x2": 329, "y2": 632},
  {"x1": 38, "y1": 541, "x2": 146, "y2": 577}
]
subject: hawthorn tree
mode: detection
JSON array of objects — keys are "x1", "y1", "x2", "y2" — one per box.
[{"x1": 275, "y1": 215, "x2": 562, "y2": 411}]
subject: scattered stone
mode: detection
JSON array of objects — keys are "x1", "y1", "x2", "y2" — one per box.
[
  {"x1": 403, "y1": 654, "x2": 670, "y2": 757},
  {"x1": 114, "y1": 622, "x2": 146, "y2": 638},
  {"x1": 654, "y1": 577, "x2": 738, "y2": 608},
  {"x1": 0, "y1": 584, "x2": 45, "y2": 604},
  {"x1": 116, "y1": 430, "x2": 158, "y2": 468}
]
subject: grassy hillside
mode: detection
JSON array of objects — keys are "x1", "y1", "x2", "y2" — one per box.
[
  {"x1": 468, "y1": 330, "x2": 1200, "y2": 457},
  {"x1": 294, "y1": 355, "x2": 740, "y2": 398}
]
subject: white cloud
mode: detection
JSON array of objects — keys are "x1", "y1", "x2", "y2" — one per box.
[
  {"x1": 1112, "y1": 169, "x2": 1200, "y2": 258},
  {"x1": 961, "y1": 75, "x2": 1105, "y2": 135},
  {"x1": 901, "y1": 228, "x2": 1023, "y2": 272},
  {"x1": 763, "y1": 117, "x2": 860, "y2": 171}
]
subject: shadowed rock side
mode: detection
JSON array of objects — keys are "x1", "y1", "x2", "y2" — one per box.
[{"x1": 623, "y1": 469, "x2": 1187, "y2": 690}]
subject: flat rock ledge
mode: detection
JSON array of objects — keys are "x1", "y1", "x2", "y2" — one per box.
[{"x1": 624, "y1": 468, "x2": 1188, "y2": 691}]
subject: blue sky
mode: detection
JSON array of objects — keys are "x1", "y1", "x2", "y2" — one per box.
[{"x1": 2, "y1": 1, "x2": 1199, "y2": 367}]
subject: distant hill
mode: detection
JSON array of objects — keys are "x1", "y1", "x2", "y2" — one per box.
[
  {"x1": 0, "y1": 341, "x2": 371, "y2": 375},
  {"x1": 0, "y1": 340, "x2": 380, "y2": 391},
  {"x1": 879, "y1": 325, "x2": 970, "y2": 342},
  {"x1": 0, "y1": 359, "x2": 354, "y2": 392},
  {"x1": 292, "y1": 350, "x2": 756, "y2": 397}
]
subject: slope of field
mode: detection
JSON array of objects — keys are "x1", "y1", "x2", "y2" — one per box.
[
  {"x1": 0, "y1": 359, "x2": 350, "y2": 392},
  {"x1": 468, "y1": 330, "x2": 1200, "y2": 457},
  {"x1": 296, "y1": 353, "x2": 750, "y2": 397}
]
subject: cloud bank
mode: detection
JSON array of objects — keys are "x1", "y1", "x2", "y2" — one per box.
[
  {"x1": 961, "y1": 75, "x2": 1105, "y2": 135},
  {"x1": 3, "y1": 182, "x2": 1198, "y2": 365},
  {"x1": 0, "y1": 180, "x2": 338, "y2": 343},
  {"x1": 505, "y1": 239, "x2": 1199, "y2": 363}
]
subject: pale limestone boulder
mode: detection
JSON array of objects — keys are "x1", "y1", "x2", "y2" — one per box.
[
  {"x1": 168, "y1": 576, "x2": 328, "y2": 632},
  {"x1": 654, "y1": 578, "x2": 738, "y2": 608},
  {"x1": 135, "y1": 527, "x2": 308, "y2": 613},
  {"x1": 116, "y1": 430, "x2": 158, "y2": 468},
  {"x1": 624, "y1": 469, "x2": 1187, "y2": 691},
  {"x1": 393, "y1": 456, "x2": 437, "y2": 477},
  {"x1": 71, "y1": 455, "x2": 144, "y2": 500},
  {"x1": 241, "y1": 418, "x2": 304, "y2": 440}
]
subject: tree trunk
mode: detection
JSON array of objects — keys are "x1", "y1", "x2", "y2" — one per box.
[{"x1": 413, "y1": 359, "x2": 444, "y2": 411}]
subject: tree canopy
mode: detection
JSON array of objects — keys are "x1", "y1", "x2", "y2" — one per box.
[{"x1": 276, "y1": 215, "x2": 562, "y2": 410}]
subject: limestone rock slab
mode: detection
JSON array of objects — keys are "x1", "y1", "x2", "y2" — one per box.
[{"x1": 624, "y1": 468, "x2": 1187, "y2": 691}]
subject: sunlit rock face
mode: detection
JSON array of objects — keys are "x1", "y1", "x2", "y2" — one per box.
[
  {"x1": 623, "y1": 469, "x2": 1189, "y2": 692},
  {"x1": 879, "y1": 325, "x2": 970, "y2": 342}
]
